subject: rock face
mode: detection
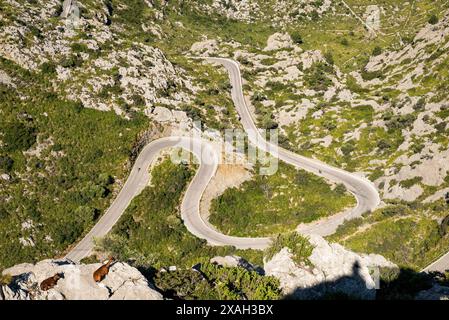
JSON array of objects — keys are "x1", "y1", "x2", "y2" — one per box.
[
  {"x1": 264, "y1": 235, "x2": 396, "y2": 300},
  {"x1": 264, "y1": 33, "x2": 294, "y2": 51},
  {"x1": 0, "y1": 259, "x2": 163, "y2": 300}
]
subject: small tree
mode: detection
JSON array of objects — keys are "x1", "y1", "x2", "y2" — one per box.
[
  {"x1": 335, "y1": 183, "x2": 348, "y2": 195},
  {"x1": 324, "y1": 52, "x2": 334, "y2": 65},
  {"x1": 265, "y1": 232, "x2": 314, "y2": 266},
  {"x1": 428, "y1": 14, "x2": 439, "y2": 25},
  {"x1": 1, "y1": 122, "x2": 36, "y2": 152},
  {"x1": 290, "y1": 31, "x2": 303, "y2": 44},
  {"x1": 0, "y1": 155, "x2": 14, "y2": 172},
  {"x1": 340, "y1": 38, "x2": 349, "y2": 46},
  {"x1": 372, "y1": 46, "x2": 382, "y2": 56}
]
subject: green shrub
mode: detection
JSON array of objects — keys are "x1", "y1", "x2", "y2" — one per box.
[
  {"x1": 1, "y1": 121, "x2": 36, "y2": 152},
  {"x1": 399, "y1": 177, "x2": 423, "y2": 189},
  {"x1": 155, "y1": 263, "x2": 281, "y2": 300},
  {"x1": 265, "y1": 232, "x2": 314, "y2": 265},
  {"x1": 340, "y1": 38, "x2": 349, "y2": 46},
  {"x1": 0, "y1": 206, "x2": 9, "y2": 220},
  {"x1": 341, "y1": 141, "x2": 356, "y2": 156},
  {"x1": 372, "y1": 46, "x2": 382, "y2": 56},
  {"x1": 304, "y1": 62, "x2": 333, "y2": 91},
  {"x1": 377, "y1": 139, "x2": 391, "y2": 150},
  {"x1": 60, "y1": 54, "x2": 83, "y2": 68},
  {"x1": 71, "y1": 42, "x2": 89, "y2": 53},
  {"x1": 413, "y1": 98, "x2": 426, "y2": 111},
  {"x1": 428, "y1": 14, "x2": 439, "y2": 25},
  {"x1": 334, "y1": 183, "x2": 348, "y2": 195},
  {"x1": 154, "y1": 269, "x2": 215, "y2": 300},
  {"x1": 361, "y1": 69, "x2": 383, "y2": 81},
  {"x1": 290, "y1": 31, "x2": 303, "y2": 44},
  {"x1": 386, "y1": 114, "x2": 417, "y2": 131},
  {"x1": 333, "y1": 217, "x2": 364, "y2": 238},
  {"x1": 0, "y1": 273, "x2": 12, "y2": 286},
  {"x1": 0, "y1": 155, "x2": 14, "y2": 172},
  {"x1": 324, "y1": 52, "x2": 334, "y2": 65},
  {"x1": 40, "y1": 62, "x2": 56, "y2": 75}
]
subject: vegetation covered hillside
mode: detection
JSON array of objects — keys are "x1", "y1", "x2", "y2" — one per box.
[{"x1": 1, "y1": 0, "x2": 449, "y2": 300}]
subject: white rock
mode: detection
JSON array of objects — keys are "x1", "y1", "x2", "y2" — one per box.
[
  {"x1": 190, "y1": 39, "x2": 219, "y2": 56},
  {"x1": 210, "y1": 255, "x2": 256, "y2": 272},
  {"x1": 152, "y1": 106, "x2": 173, "y2": 122},
  {"x1": 2, "y1": 259, "x2": 163, "y2": 300},
  {"x1": 0, "y1": 70, "x2": 15, "y2": 87},
  {"x1": 264, "y1": 235, "x2": 396, "y2": 299},
  {"x1": 264, "y1": 33, "x2": 294, "y2": 52}
]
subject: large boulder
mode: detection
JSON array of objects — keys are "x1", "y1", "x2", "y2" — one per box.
[
  {"x1": 1, "y1": 259, "x2": 163, "y2": 300},
  {"x1": 264, "y1": 235, "x2": 396, "y2": 300},
  {"x1": 264, "y1": 33, "x2": 294, "y2": 51}
]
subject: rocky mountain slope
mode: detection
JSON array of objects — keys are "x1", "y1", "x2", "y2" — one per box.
[{"x1": 1, "y1": 0, "x2": 449, "y2": 300}]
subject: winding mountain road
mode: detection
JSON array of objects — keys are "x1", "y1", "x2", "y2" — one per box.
[{"x1": 66, "y1": 58, "x2": 381, "y2": 264}]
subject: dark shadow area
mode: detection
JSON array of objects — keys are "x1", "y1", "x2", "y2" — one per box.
[
  {"x1": 376, "y1": 267, "x2": 434, "y2": 300},
  {"x1": 282, "y1": 261, "x2": 446, "y2": 300},
  {"x1": 283, "y1": 261, "x2": 373, "y2": 300}
]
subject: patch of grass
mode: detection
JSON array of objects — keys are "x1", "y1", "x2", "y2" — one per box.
[{"x1": 399, "y1": 177, "x2": 423, "y2": 189}]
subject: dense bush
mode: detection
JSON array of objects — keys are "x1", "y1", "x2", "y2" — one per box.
[
  {"x1": 386, "y1": 114, "x2": 416, "y2": 131},
  {"x1": 413, "y1": 97, "x2": 426, "y2": 111},
  {"x1": 372, "y1": 46, "x2": 382, "y2": 56},
  {"x1": 265, "y1": 232, "x2": 314, "y2": 266},
  {"x1": 0, "y1": 155, "x2": 14, "y2": 172},
  {"x1": 341, "y1": 141, "x2": 356, "y2": 156},
  {"x1": 60, "y1": 54, "x2": 83, "y2": 68},
  {"x1": 154, "y1": 262, "x2": 281, "y2": 300},
  {"x1": 340, "y1": 38, "x2": 349, "y2": 46},
  {"x1": 324, "y1": 52, "x2": 334, "y2": 65},
  {"x1": 361, "y1": 69, "x2": 383, "y2": 81},
  {"x1": 40, "y1": 62, "x2": 56, "y2": 75},
  {"x1": 304, "y1": 62, "x2": 333, "y2": 91},
  {"x1": 290, "y1": 31, "x2": 303, "y2": 44},
  {"x1": 428, "y1": 14, "x2": 439, "y2": 25},
  {"x1": 1, "y1": 121, "x2": 36, "y2": 152}
]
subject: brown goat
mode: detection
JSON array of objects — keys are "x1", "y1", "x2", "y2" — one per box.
[
  {"x1": 40, "y1": 273, "x2": 63, "y2": 291},
  {"x1": 93, "y1": 257, "x2": 115, "y2": 283}
]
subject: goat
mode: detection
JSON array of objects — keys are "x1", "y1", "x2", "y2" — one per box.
[
  {"x1": 40, "y1": 273, "x2": 64, "y2": 291},
  {"x1": 93, "y1": 257, "x2": 115, "y2": 283}
]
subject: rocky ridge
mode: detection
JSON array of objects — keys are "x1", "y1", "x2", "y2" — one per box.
[{"x1": 0, "y1": 259, "x2": 163, "y2": 300}]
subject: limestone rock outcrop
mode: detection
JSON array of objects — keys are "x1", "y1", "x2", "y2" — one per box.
[
  {"x1": 0, "y1": 259, "x2": 163, "y2": 300},
  {"x1": 264, "y1": 235, "x2": 396, "y2": 299}
]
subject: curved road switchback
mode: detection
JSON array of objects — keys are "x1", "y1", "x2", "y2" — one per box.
[
  {"x1": 65, "y1": 137, "x2": 271, "y2": 262},
  {"x1": 66, "y1": 57, "x2": 381, "y2": 263},
  {"x1": 205, "y1": 58, "x2": 380, "y2": 236}
]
